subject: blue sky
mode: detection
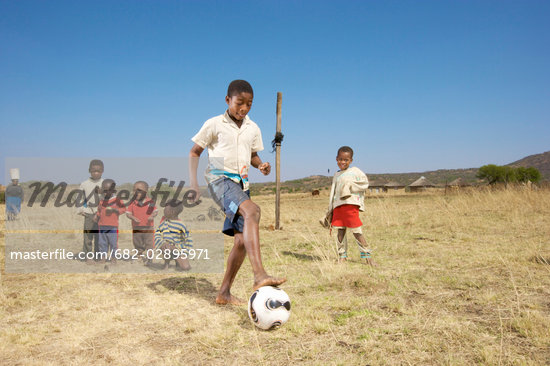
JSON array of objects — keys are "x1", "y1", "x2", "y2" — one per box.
[{"x1": 1, "y1": 0, "x2": 549, "y2": 184}]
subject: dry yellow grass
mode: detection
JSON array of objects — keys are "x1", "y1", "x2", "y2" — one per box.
[{"x1": 1, "y1": 188, "x2": 550, "y2": 365}]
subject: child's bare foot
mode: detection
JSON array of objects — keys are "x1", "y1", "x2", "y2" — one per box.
[
  {"x1": 215, "y1": 293, "x2": 246, "y2": 306},
  {"x1": 175, "y1": 264, "x2": 191, "y2": 272},
  {"x1": 253, "y1": 275, "x2": 287, "y2": 291},
  {"x1": 361, "y1": 252, "x2": 376, "y2": 266},
  {"x1": 365, "y1": 258, "x2": 377, "y2": 266},
  {"x1": 175, "y1": 259, "x2": 191, "y2": 271},
  {"x1": 338, "y1": 257, "x2": 347, "y2": 263}
]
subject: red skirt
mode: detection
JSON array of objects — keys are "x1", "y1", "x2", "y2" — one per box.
[{"x1": 331, "y1": 204, "x2": 362, "y2": 228}]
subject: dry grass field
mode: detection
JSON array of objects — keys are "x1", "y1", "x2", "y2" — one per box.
[{"x1": 1, "y1": 188, "x2": 550, "y2": 365}]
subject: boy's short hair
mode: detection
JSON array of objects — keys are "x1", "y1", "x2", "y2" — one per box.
[
  {"x1": 101, "y1": 178, "x2": 116, "y2": 188},
  {"x1": 337, "y1": 146, "x2": 354, "y2": 158},
  {"x1": 89, "y1": 159, "x2": 104, "y2": 171},
  {"x1": 164, "y1": 199, "x2": 183, "y2": 219},
  {"x1": 134, "y1": 180, "x2": 149, "y2": 190},
  {"x1": 102, "y1": 179, "x2": 116, "y2": 191},
  {"x1": 227, "y1": 80, "x2": 253, "y2": 98}
]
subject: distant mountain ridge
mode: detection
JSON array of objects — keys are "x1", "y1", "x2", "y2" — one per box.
[
  {"x1": 249, "y1": 150, "x2": 550, "y2": 194},
  {"x1": 507, "y1": 151, "x2": 550, "y2": 180}
]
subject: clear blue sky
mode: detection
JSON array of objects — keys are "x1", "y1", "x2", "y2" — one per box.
[{"x1": 2, "y1": 0, "x2": 549, "y2": 184}]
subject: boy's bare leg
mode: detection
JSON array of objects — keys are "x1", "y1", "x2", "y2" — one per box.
[
  {"x1": 238, "y1": 200, "x2": 286, "y2": 291},
  {"x1": 216, "y1": 233, "x2": 247, "y2": 305},
  {"x1": 143, "y1": 239, "x2": 153, "y2": 265},
  {"x1": 161, "y1": 243, "x2": 170, "y2": 269},
  {"x1": 144, "y1": 230, "x2": 156, "y2": 265},
  {"x1": 353, "y1": 232, "x2": 376, "y2": 266}
]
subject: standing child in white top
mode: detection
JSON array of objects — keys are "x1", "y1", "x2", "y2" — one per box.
[
  {"x1": 77, "y1": 159, "x2": 104, "y2": 263},
  {"x1": 327, "y1": 146, "x2": 374, "y2": 265}
]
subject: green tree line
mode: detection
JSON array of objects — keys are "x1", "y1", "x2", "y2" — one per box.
[{"x1": 477, "y1": 164, "x2": 542, "y2": 185}]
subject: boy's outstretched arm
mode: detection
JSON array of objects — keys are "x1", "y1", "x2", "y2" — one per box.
[
  {"x1": 251, "y1": 152, "x2": 270, "y2": 176},
  {"x1": 189, "y1": 144, "x2": 204, "y2": 202},
  {"x1": 125, "y1": 211, "x2": 140, "y2": 224},
  {"x1": 348, "y1": 172, "x2": 370, "y2": 194}
]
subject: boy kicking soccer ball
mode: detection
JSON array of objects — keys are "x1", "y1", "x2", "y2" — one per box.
[{"x1": 189, "y1": 79, "x2": 286, "y2": 305}]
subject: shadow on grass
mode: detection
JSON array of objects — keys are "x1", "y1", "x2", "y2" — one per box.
[
  {"x1": 281, "y1": 250, "x2": 322, "y2": 262},
  {"x1": 235, "y1": 306, "x2": 285, "y2": 331},
  {"x1": 531, "y1": 254, "x2": 550, "y2": 265},
  {"x1": 236, "y1": 307, "x2": 256, "y2": 330},
  {"x1": 147, "y1": 276, "x2": 218, "y2": 303},
  {"x1": 144, "y1": 262, "x2": 169, "y2": 271}
]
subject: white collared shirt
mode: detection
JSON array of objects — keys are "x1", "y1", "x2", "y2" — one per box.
[{"x1": 192, "y1": 111, "x2": 264, "y2": 190}]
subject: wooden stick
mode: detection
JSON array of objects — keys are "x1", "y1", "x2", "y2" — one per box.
[{"x1": 275, "y1": 92, "x2": 282, "y2": 230}]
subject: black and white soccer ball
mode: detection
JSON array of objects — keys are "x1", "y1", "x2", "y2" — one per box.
[{"x1": 248, "y1": 286, "x2": 291, "y2": 330}]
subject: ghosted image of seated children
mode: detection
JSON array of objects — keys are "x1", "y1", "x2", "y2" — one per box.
[
  {"x1": 6, "y1": 169, "x2": 24, "y2": 221},
  {"x1": 154, "y1": 199, "x2": 192, "y2": 271},
  {"x1": 95, "y1": 179, "x2": 126, "y2": 266}
]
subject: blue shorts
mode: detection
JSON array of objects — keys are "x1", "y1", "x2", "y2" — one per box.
[
  {"x1": 98, "y1": 225, "x2": 118, "y2": 254},
  {"x1": 208, "y1": 178, "x2": 250, "y2": 236}
]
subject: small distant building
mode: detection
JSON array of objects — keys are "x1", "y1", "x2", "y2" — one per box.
[
  {"x1": 448, "y1": 178, "x2": 470, "y2": 188},
  {"x1": 368, "y1": 180, "x2": 386, "y2": 193},
  {"x1": 384, "y1": 181, "x2": 406, "y2": 191},
  {"x1": 407, "y1": 176, "x2": 435, "y2": 192}
]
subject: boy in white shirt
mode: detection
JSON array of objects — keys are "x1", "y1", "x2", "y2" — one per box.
[
  {"x1": 189, "y1": 80, "x2": 286, "y2": 305},
  {"x1": 77, "y1": 159, "x2": 104, "y2": 263}
]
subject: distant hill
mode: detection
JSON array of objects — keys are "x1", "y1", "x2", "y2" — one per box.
[
  {"x1": 250, "y1": 150, "x2": 549, "y2": 195},
  {"x1": 250, "y1": 168, "x2": 481, "y2": 195},
  {"x1": 507, "y1": 151, "x2": 550, "y2": 180},
  {"x1": 366, "y1": 168, "x2": 480, "y2": 187}
]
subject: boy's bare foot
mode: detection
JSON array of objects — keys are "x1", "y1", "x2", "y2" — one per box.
[
  {"x1": 215, "y1": 293, "x2": 246, "y2": 306},
  {"x1": 252, "y1": 275, "x2": 287, "y2": 291},
  {"x1": 338, "y1": 257, "x2": 347, "y2": 263}
]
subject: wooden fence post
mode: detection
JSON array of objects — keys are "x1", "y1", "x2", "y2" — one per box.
[{"x1": 275, "y1": 92, "x2": 282, "y2": 230}]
